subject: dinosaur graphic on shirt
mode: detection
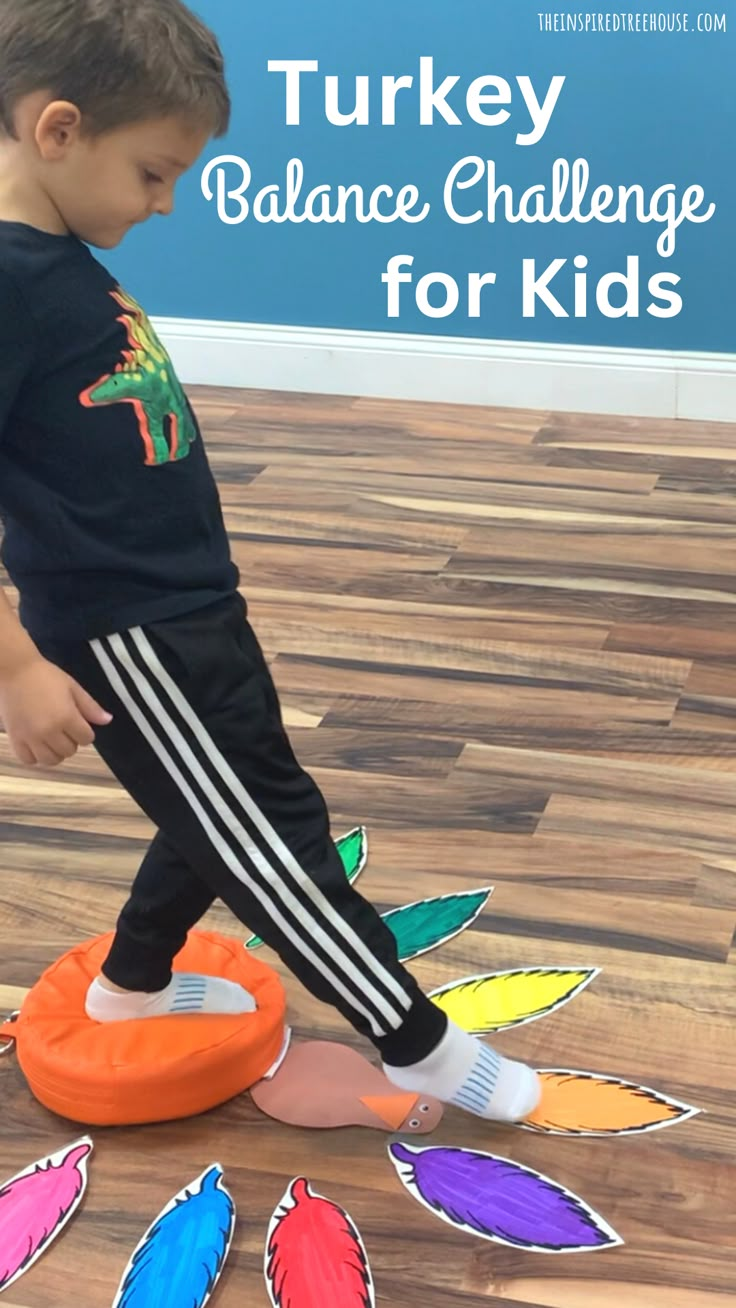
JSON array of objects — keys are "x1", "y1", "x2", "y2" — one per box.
[{"x1": 79, "y1": 288, "x2": 197, "y2": 466}]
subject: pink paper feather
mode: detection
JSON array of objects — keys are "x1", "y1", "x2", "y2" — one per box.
[{"x1": 0, "y1": 1138, "x2": 93, "y2": 1292}]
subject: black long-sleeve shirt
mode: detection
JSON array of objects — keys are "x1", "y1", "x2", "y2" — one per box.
[{"x1": 0, "y1": 220, "x2": 238, "y2": 642}]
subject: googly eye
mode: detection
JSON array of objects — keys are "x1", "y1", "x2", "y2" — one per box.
[
  {"x1": 419, "y1": 1103, "x2": 430, "y2": 1113},
  {"x1": 408, "y1": 1118, "x2": 421, "y2": 1129}
]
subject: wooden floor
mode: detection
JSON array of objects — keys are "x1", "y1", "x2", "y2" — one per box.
[{"x1": 1, "y1": 389, "x2": 735, "y2": 1306}]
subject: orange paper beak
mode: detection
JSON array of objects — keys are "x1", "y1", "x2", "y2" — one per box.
[{"x1": 359, "y1": 1092, "x2": 419, "y2": 1129}]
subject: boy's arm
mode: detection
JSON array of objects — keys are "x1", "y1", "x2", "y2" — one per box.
[{"x1": 0, "y1": 582, "x2": 113, "y2": 767}]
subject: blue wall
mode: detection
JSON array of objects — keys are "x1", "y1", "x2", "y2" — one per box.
[{"x1": 106, "y1": 0, "x2": 734, "y2": 352}]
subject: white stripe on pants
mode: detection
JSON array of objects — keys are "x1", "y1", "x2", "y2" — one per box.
[{"x1": 91, "y1": 627, "x2": 413, "y2": 1039}]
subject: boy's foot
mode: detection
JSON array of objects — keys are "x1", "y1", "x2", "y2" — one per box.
[
  {"x1": 383, "y1": 1020, "x2": 541, "y2": 1123},
  {"x1": 85, "y1": 972, "x2": 257, "y2": 1022}
]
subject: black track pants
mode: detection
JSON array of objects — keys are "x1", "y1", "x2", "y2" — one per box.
[{"x1": 37, "y1": 594, "x2": 447, "y2": 1066}]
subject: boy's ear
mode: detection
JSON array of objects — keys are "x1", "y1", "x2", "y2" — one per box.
[{"x1": 35, "y1": 100, "x2": 84, "y2": 158}]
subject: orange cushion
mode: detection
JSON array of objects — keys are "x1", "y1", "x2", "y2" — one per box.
[{"x1": 2, "y1": 930, "x2": 286, "y2": 1126}]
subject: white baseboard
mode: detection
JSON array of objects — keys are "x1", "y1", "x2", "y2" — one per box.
[{"x1": 153, "y1": 317, "x2": 736, "y2": 423}]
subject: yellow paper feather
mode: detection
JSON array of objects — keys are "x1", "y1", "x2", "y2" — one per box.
[{"x1": 429, "y1": 968, "x2": 598, "y2": 1033}]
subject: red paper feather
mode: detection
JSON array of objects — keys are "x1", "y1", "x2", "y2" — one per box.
[{"x1": 264, "y1": 1177, "x2": 374, "y2": 1308}]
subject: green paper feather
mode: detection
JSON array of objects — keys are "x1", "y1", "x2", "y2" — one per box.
[{"x1": 383, "y1": 888, "x2": 493, "y2": 962}]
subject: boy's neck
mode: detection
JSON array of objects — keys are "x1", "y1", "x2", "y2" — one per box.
[{"x1": 0, "y1": 167, "x2": 69, "y2": 236}]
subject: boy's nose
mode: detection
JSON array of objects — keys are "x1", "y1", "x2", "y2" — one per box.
[{"x1": 153, "y1": 193, "x2": 175, "y2": 217}]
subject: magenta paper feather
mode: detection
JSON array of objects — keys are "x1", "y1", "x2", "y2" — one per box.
[
  {"x1": 0, "y1": 1137, "x2": 93, "y2": 1292},
  {"x1": 388, "y1": 1143, "x2": 622, "y2": 1254}
]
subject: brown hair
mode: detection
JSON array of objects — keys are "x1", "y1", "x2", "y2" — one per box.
[{"x1": 0, "y1": 0, "x2": 231, "y2": 140}]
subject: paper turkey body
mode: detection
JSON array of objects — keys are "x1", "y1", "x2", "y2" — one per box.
[{"x1": 250, "y1": 1040, "x2": 443, "y2": 1133}]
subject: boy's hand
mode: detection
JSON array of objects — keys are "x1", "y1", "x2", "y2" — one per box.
[{"x1": 0, "y1": 655, "x2": 113, "y2": 767}]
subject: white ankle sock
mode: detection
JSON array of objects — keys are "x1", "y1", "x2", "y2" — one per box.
[
  {"x1": 383, "y1": 1020, "x2": 541, "y2": 1123},
  {"x1": 85, "y1": 972, "x2": 258, "y2": 1023}
]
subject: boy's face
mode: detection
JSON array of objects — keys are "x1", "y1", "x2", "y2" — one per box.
[{"x1": 15, "y1": 94, "x2": 211, "y2": 248}]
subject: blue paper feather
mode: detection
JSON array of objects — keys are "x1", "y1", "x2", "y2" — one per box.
[{"x1": 112, "y1": 1164, "x2": 235, "y2": 1308}]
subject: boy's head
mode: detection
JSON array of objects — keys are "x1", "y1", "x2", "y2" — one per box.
[{"x1": 0, "y1": 0, "x2": 231, "y2": 248}]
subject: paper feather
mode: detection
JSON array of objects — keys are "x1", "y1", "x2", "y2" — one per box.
[
  {"x1": 265, "y1": 1177, "x2": 374, "y2": 1307},
  {"x1": 382, "y1": 887, "x2": 492, "y2": 962},
  {"x1": 523, "y1": 1070, "x2": 701, "y2": 1136},
  {"x1": 388, "y1": 1143, "x2": 622, "y2": 1254},
  {"x1": 429, "y1": 967, "x2": 599, "y2": 1032},
  {"x1": 0, "y1": 1137, "x2": 92, "y2": 1293},
  {"x1": 111, "y1": 1164, "x2": 235, "y2": 1308}
]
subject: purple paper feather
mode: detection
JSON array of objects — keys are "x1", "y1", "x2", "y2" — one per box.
[{"x1": 388, "y1": 1143, "x2": 622, "y2": 1254}]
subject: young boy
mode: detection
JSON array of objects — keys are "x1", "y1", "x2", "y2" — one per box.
[{"x1": 0, "y1": 0, "x2": 540, "y2": 1123}]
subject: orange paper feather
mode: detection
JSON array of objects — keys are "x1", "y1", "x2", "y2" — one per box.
[{"x1": 524, "y1": 1070, "x2": 700, "y2": 1136}]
